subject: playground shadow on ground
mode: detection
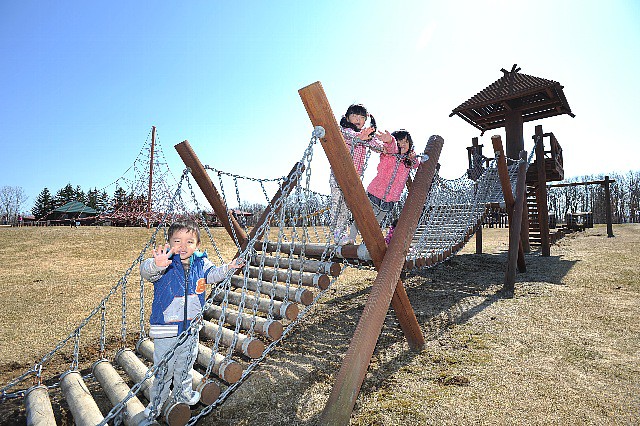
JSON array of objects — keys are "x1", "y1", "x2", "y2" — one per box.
[{"x1": 212, "y1": 249, "x2": 577, "y2": 425}]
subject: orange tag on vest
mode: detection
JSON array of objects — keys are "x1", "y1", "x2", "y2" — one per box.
[{"x1": 195, "y1": 278, "x2": 206, "y2": 294}]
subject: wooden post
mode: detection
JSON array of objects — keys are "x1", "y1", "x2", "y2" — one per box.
[
  {"x1": 298, "y1": 81, "x2": 423, "y2": 347},
  {"x1": 92, "y1": 360, "x2": 149, "y2": 426},
  {"x1": 175, "y1": 141, "x2": 248, "y2": 245},
  {"x1": 491, "y1": 136, "x2": 526, "y2": 272},
  {"x1": 475, "y1": 225, "x2": 483, "y2": 254},
  {"x1": 504, "y1": 110, "x2": 524, "y2": 161},
  {"x1": 504, "y1": 151, "x2": 528, "y2": 294},
  {"x1": 534, "y1": 125, "x2": 551, "y2": 256},
  {"x1": 59, "y1": 371, "x2": 105, "y2": 426},
  {"x1": 319, "y1": 135, "x2": 443, "y2": 426},
  {"x1": 147, "y1": 126, "x2": 156, "y2": 229},
  {"x1": 604, "y1": 175, "x2": 614, "y2": 237}
]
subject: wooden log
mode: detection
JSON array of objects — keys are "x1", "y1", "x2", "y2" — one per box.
[
  {"x1": 115, "y1": 347, "x2": 154, "y2": 400},
  {"x1": 534, "y1": 125, "x2": 550, "y2": 256},
  {"x1": 92, "y1": 359, "x2": 148, "y2": 426},
  {"x1": 231, "y1": 275, "x2": 313, "y2": 306},
  {"x1": 175, "y1": 140, "x2": 247, "y2": 246},
  {"x1": 212, "y1": 287, "x2": 299, "y2": 320},
  {"x1": 59, "y1": 370, "x2": 105, "y2": 426},
  {"x1": 133, "y1": 340, "x2": 221, "y2": 404},
  {"x1": 200, "y1": 319, "x2": 265, "y2": 359},
  {"x1": 245, "y1": 265, "x2": 329, "y2": 290},
  {"x1": 204, "y1": 304, "x2": 283, "y2": 340},
  {"x1": 196, "y1": 344, "x2": 243, "y2": 384},
  {"x1": 604, "y1": 175, "x2": 614, "y2": 237},
  {"x1": 252, "y1": 253, "x2": 341, "y2": 277},
  {"x1": 319, "y1": 134, "x2": 443, "y2": 425},
  {"x1": 24, "y1": 385, "x2": 56, "y2": 426},
  {"x1": 492, "y1": 135, "x2": 526, "y2": 273},
  {"x1": 505, "y1": 151, "x2": 528, "y2": 293}
]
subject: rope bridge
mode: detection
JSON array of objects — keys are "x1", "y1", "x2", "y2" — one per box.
[{"x1": 1, "y1": 112, "x2": 531, "y2": 426}]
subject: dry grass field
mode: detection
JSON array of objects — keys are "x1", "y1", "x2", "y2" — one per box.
[{"x1": 0, "y1": 223, "x2": 639, "y2": 425}]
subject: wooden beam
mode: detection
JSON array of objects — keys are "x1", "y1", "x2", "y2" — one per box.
[
  {"x1": 604, "y1": 175, "x2": 614, "y2": 238},
  {"x1": 319, "y1": 135, "x2": 443, "y2": 426},
  {"x1": 298, "y1": 81, "x2": 423, "y2": 346},
  {"x1": 534, "y1": 125, "x2": 551, "y2": 256},
  {"x1": 175, "y1": 140, "x2": 248, "y2": 245},
  {"x1": 548, "y1": 179, "x2": 616, "y2": 188},
  {"x1": 505, "y1": 150, "x2": 528, "y2": 293},
  {"x1": 491, "y1": 135, "x2": 526, "y2": 272}
]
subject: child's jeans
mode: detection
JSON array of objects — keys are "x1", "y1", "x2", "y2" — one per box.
[{"x1": 148, "y1": 331, "x2": 199, "y2": 412}]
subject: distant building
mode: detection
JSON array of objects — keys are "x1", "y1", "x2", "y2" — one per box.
[{"x1": 46, "y1": 201, "x2": 98, "y2": 225}]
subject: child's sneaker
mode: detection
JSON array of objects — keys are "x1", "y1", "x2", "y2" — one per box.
[{"x1": 182, "y1": 390, "x2": 201, "y2": 406}]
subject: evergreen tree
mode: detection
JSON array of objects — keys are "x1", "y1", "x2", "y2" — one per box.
[
  {"x1": 74, "y1": 185, "x2": 86, "y2": 204},
  {"x1": 86, "y1": 188, "x2": 99, "y2": 210},
  {"x1": 54, "y1": 184, "x2": 75, "y2": 208},
  {"x1": 98, "y1": 190, "x2": 111, "y2": 213},
  {"x1": 112, "y1": 187, "x2": 127, "y2": 211},
  {"x1": 32, "y1": 187, "x2": 54, "y2": 219}
]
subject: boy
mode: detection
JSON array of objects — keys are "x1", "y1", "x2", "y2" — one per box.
[{"x1": 140, "y1": 219, "x2": 245, "y2": 417}]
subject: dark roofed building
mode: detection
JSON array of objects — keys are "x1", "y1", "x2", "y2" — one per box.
[{"x1": 47, "y1": 201, "x2": 98, "y2": 224}]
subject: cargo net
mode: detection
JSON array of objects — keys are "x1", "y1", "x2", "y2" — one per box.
[{"x1": 1, "y1": 127, "x2": 533, "y2": 425}]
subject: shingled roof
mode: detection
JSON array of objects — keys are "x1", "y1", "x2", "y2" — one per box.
[
  {"x1": 450, "y1": 65, "x2": 574, "y2": 134},
  {"x1": 53, "y1": 201, "x2": 98, "y2": 215}
]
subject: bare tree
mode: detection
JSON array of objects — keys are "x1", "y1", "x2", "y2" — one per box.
[{"x1": 0, "y1": 186, "x2": 27, "y2": 225}]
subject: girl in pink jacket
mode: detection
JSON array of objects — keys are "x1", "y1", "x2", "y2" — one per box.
[{"x1": 365, "y1": 129, "x2": 419, "y2": 225}]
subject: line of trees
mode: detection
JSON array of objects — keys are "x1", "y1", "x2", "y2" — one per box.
[
  {"x1": 0, "y1": 186, "x2": 28, "y2": 225},
  {"x1": 548, "y1": 171, "x2": 640, "y2": 223},
  {"x1": 31, "y1": 184, "x2": 140, "y2": 220}
]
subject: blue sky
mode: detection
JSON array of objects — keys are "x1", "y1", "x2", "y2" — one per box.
[{"x1": 1, "y1": 1, "x2": 639, "y2": 211}]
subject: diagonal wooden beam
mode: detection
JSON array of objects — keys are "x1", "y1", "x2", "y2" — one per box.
[
  {"x1": 319, "y1": 135, "x2": 443, "y2": 425},
  {"x1": 175, "y1": 140, "x2": 248, "y2": 246},
  {"x1": 298, "y1": 81, "x2": 422, "y2": 344}
]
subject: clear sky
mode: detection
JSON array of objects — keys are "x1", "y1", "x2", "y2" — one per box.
[{"x1": 1, "y1": 0, "x2": 639, "y2": 211}]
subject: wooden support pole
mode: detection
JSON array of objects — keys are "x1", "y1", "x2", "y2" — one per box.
[
  {"x1": 504, "y1": 151, "x2": 528, "y2": 294},
  {"x1": 475, "y1": 225, "x2": 483, "y2": 254},
  {"x1": 604, "y1": 175, "x2": 614, "y2": 237},
  {"x1": 298, "y1": 81, "x2": 423, "y2": 347},
  {"x1": 319, "y1": 135, "x2": 443, "y2": 426},
  {"x1": 534, "y1": 125, "x2": 551, "y2": 256},
  {"x1": 491, "y1": 135, "x2": 526, "y2": 273},
  {"x1": 175, "y1": 140, "x2": 248, "y2": 245}
]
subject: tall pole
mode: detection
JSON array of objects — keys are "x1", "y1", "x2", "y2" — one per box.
[
  {"x1": 604, "y1": 175, "x2": 614, "y2": 237},
  {"x1": 147, "y1": 126, "x2": 155, "y2": 229}
]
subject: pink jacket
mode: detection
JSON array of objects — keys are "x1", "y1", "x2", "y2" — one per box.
[
  {"x1": 367, "y1": 138, "x2": 418, "y2": 202},
  {"x1": 340, "y1": 128, "x2": 384, "y2": 176}
]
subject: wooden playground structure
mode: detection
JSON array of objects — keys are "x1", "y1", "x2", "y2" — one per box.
[{"x1": 3, "y1": 67, "x2": 620, "y2": 426}]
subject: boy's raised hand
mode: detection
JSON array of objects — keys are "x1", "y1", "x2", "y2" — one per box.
[{"x1": 152, "y1": 243, "x2": 173, "y2": 267}]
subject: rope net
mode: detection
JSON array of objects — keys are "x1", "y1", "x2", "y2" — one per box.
[{"x1": 1, "y1": 128, "x2": 533, "y2": 425}]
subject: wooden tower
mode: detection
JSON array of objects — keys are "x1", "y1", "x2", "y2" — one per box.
[{"x1": 451, "y1": 65, "x2": 574, "y2": 255}]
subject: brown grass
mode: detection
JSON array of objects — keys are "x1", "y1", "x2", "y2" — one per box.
[{"x1": 0, "y1": 224, "x2": 639, "y2": 425}]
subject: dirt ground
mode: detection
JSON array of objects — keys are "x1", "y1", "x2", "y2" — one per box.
[{"x1": 0, "y1": 224, "x2": 638, "y2": 425}]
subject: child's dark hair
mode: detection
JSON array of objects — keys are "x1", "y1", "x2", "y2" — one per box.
[
  {"x1": 168, "y1": 219, "x2": 201, "y2": 243},
  {"x1": 340, "y1": 104, "x2": 377, "y2": 136},
  {"x1": 392, "y1": 129, "x2": 414, "y2": 167}
]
